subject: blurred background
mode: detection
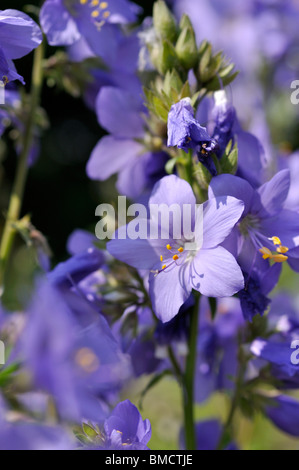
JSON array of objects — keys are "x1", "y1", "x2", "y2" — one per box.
[{"x1": 1, "y1": 0, "x2": 299, "y2": 450}]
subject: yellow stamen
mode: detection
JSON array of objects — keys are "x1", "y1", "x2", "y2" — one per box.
[
  {"x1": 173, "y1": 255, "x2": 179, "y2": 261},
  {"x1": 166, "y1": 244, "x2": 172, "y2": 250},
  {"x1": 100, "y1": 1, "x2": 108, "y2": 8},
  {"x1": 178, "y1": 247, "x2": 184, "y2": 253},
  {"x1": 162, "y1": 265, "x2": 167, "y2": 270},
  {"x1": 160, "y1": 255, "x2": 163, "y2": 262},
  {"x1": 80, "y1": 0, "x2": 88, "y2": 3},
  {"x1": 91, "y1": 0, "x2": 99, "y2": 5},
  {"x1": 270, "y1": 236, "x2": 282, "y2": 246},
  {"x1": 272, "y1": 254, "x2": 289, "y2": 263},
  {"x1": 259, "y1": 247, "x2": 272, "y2": 260},
  {"x1": 103, "y1": 11, "x2": 110, "y2": 18},
  {"x1": 75, "y1": 348, "x2": 99, "y2": 373},
  {"x1": 277, "y1": 246, "x2": 289, "y2": 254},
  {"x1": 91, "y1": 10, "x2": 100, "y2": 17}
]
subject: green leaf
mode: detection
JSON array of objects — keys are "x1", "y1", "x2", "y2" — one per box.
[
  {"x1": 175, "y1": 27, "x2": 198, "y2": 70},
  {"x1": 207, "y1": 71, "x2": 239, "y2": 92},
  {"x1": 199, "y1": 43, "x2": 212, "y2": 77},
  {"x1": 163, "y1": 69, "x2": 183, "y2": 97},
  {"x1": 221, "y1": 142, "x2": 238, "y2": 175},
  {"x1": 179, "y1": 14, "x2": 194, "y2": 31},
  {"x1": 82, "y1": 422, "x2": 98, "y2": 439},
  {"x1": 194, "y1": 161, "x2": 212, "y2": 190},
  {"x1": 156, "y1": 40, "x2": 180, "y2": 76},
  {"x1": 179, "y1": 81, "x2": 191, "y2": 100},
  {"x1": 165, "y1": 157, "x2": 178, "y2": 174},
  {"x1": 0, "y1": 362, "x2": 20, "y2": 387},
  {"x1": 153, "y1": 0, "x2": 178, "y2": 42}
]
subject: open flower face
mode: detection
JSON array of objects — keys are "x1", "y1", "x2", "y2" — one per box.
[{"x1": 108, "y1": 175, "x2": 245, "y2": 322}]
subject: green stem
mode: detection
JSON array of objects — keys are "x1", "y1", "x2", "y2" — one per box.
[
  {"x1": 0, "y1": 42, "x2": 45, "y2": 292},
  {"x1": 168, "y1": 345, "x2": 183, "y2": 383},
  {"x1": 217, "y1": 358, "x2": 246, "y2": 449},
  {"x1": 183, "y1": 293, "x2": 200, "y2": 450}
]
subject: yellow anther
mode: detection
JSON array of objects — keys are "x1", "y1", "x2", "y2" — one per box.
[
  {"x1": 116, "y1": 430, "x2": 123, "y2": 435},
  {"x1": 103, "y1": 11, "x2": 110, "y2": 18},
  {"x1": 259, "y1": 247, "x2": 272, "y2": 260},
  {"x1": 91, "y1": 0, "x2": 99, "y2": 5},
  {"x1": 178, "y1": 247, "x2": 184, "y2": 253},
  {"x1": 270, "y1": 236, "x2": 282, "y2": 246},
  {"x1": 277, "y1": 246, "x2": 289, "y2": 254},
  {"x1": 272, "y1": 254, "x2": 289, "y2": 263},
  {"x1": 100, "y1": 2, "x2": 108, "y2": 8},
  {"x1": 166, "y1": 244, "x2": 172, "y2": 250},
  {"x1": 80, "y1": 0, "x2": 88, "y2": 4},
  {"x1": 173, "y1": 255, "x2": 179, "y2": 261},
  {"x1": 162, "y1": 265, "x2": 167, "y2": 270},
  {"x1": 160, "y1": 255, "x2": 163, "y2": 262},
  {"x1": 91, "y1": 10, "x2": 100, "y2": 17},
  {"x1": 75, "y1": 348, "x2": 99, "y2": 373}
]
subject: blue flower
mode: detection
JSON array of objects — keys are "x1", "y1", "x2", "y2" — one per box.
[
  {"x1": 87, "y1": 86, "x2": 169, "y2": 200},
  {"x1": 108, "y1": 175, "x2": 244, "y2": 322},
  {"x1": 266, "y1": 395, "x2": 299, "y2": 437},
  {"x1": 0, "y1": 9, "x2": 42, "y2": 84},
  {"x1": 167, "y1": 98, "x2": 217, "y2": 176},
  {"x1": 40, "y1": 0, "x2": 141, "y2": 54},
  {"x1": 209, "y1": 170, "x2": 299, "y2": 278}
]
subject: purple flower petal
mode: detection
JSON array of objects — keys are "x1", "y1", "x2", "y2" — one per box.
[
  {"x1": 208, "y1": 174, "x2": 256, "y2": 216},
  {"x1": 202, "y1": 196, "x2": 244, "y2": 249},
  {"x1": 96, "y1": 87, "x2": 144, "y2": 138},
  {"x1": 149, "y1": 262, "x2": 191, "y2": 322},
  {"x1": 192, "y1": 246, "x2": 244, "y2": 297},
  {"x1": 0, "y1": 9, "x2": 42, "y2": 59},
  {"x1": 86, "y1": 136, "x2": 143, "y2": 181},
  {"x1": 257, "y1": 169, "x2": 291, "y2": 216},
  {"x1": 40, "y1": 0, "x2": 80, "y2": 46}
]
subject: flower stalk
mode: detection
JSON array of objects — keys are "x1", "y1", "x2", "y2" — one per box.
[
  {"x1": 183, "y1": 292, "x2": 200, "y2": 450},
  {"x1": 0, "y1": 41, "x2": 45, "y2": 293}
]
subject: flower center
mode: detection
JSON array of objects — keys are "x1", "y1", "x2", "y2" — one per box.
[
  {"x1": 65, "y1": 0, "x2": 110, "y2": 28},
  {"x1": 259, "y1": 236, "x2": 289, "y2": 263},
  {"x1": 152, "y1": 241, "x2": 197, "y2": 276}
]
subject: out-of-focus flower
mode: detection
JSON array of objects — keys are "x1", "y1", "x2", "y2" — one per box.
[
  {"x1": 87, "y1": 86, "x2": 168, "y2": 200},
  {"x1": 68, "y1": 26, "x2": 141, "y2": 108},
  {"x1": 0, "y1": 421, "x2": 73, "y2": 450},
  {"x1": 22, "y1": 279, "x2": 130, "y2": 422},
  {"x1": 40, "y1": 0, "x2": 141, "y2": 54},
  {"x1": 48, "y1": 247, "x2": 105, "y2": 290},
  {"x1": 196, "y1": 297, "x2": 244, "y2": 402},
  {"x1": 211, "y1": 90, "x2": 266, "y2": 187},
  {"x1": 101, "y1": 400, "x2": 151, "y2": 450},
  {"x1": 108, "y1": 175, "x2": 244, "y2": 322},
  {"x1": 180, "y1": 419, "x2": 238, "y2": 450},
  {"x1": 0, "y1": 9, "x2": 42, "y2": 84},
  {"x1": 266, "y1": 395, "x2": 299, "y2": 437},
  {"x1": 209, "y1": 171, "x2": 299, "y2": 277}
]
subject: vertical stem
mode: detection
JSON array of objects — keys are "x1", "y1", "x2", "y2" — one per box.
[
  {"x1": 217, "y1": 348, "x2": 246, "y2": 450},
  {"x1": 0, "y1": 41, "x2": 44, "y2": 292},
  {"x1": 183, "y1": 293, "x2": 200, "y2": 450}
]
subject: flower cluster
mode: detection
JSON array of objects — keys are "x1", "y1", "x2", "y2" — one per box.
[{"x1": 0, "y1": 0, "x2": 299, "y2": 452}]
